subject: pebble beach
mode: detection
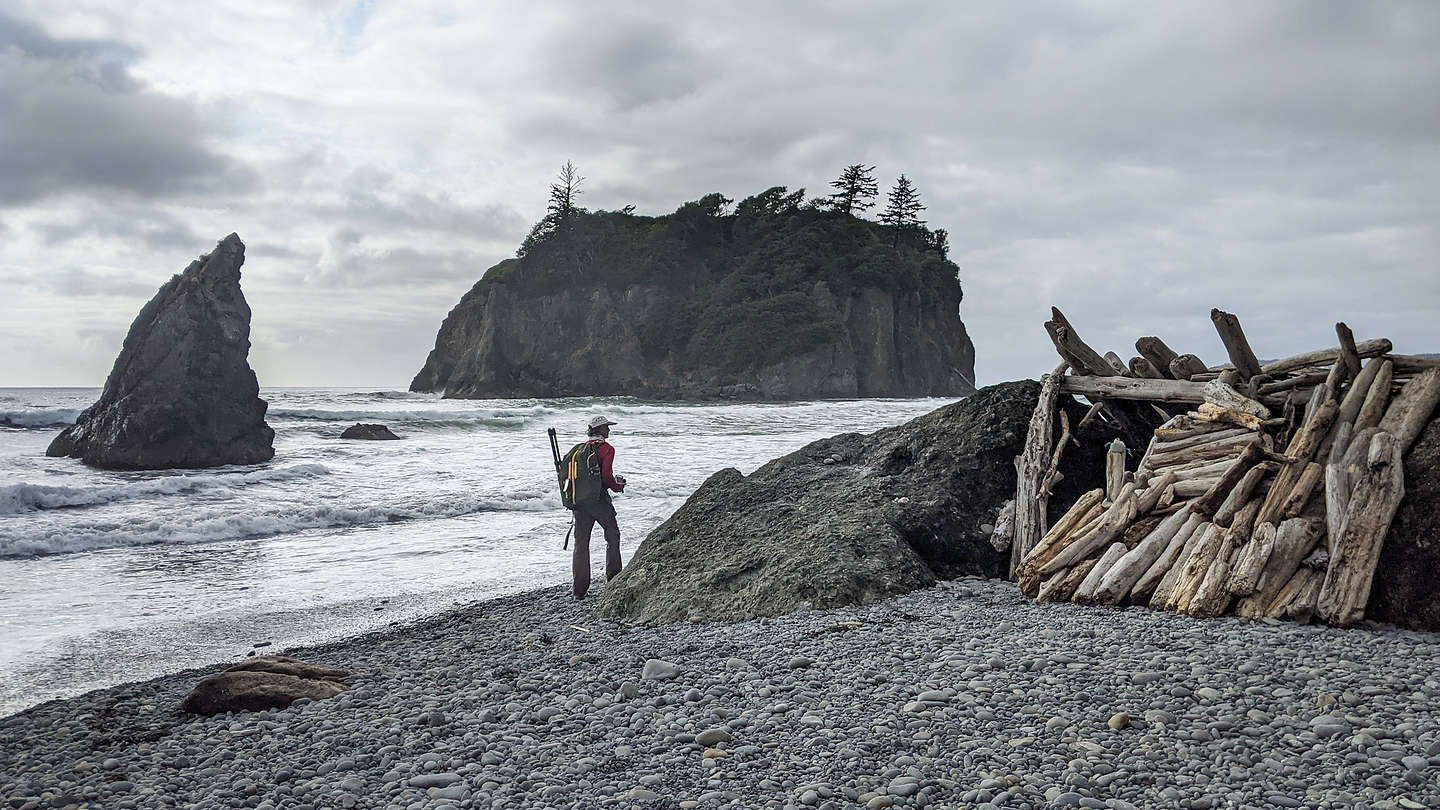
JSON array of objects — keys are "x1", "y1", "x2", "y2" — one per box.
[{"x1": 3, "y1": 578, "x2": 1439, "y2": 810}]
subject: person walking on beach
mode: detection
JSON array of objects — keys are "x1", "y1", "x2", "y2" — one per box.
[{"x1": 570, "y1": 415, "x2": 626, "y2": 598}]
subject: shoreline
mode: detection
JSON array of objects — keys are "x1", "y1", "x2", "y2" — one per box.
[
  {"x1": 1, "y1": 582, "x2": 560, "y2": 724},
  {"x1": 4, "y1": 578, "x2": 1440, "y2": 809}
]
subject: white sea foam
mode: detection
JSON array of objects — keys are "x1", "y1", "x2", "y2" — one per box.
[
  {"x1": 267, "y1": 406, "x2": 553, "y2": 427},
  {"x1": 0, "y1": 486, "x2": 554, "y2": 558},
  {"x1": 364, "y1": 390, "x2": 440, "y2": 400},
  {"x1": 0, "y1": 464, "x2": 332, "y2": 515},
  {"x1": 0, "y1": 408, "x2": 82, "y2": 429}
]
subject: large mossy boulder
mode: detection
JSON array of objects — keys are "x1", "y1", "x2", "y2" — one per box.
[{"x1": 597, "y1": 381, "x2": 1159, "y2": 624}]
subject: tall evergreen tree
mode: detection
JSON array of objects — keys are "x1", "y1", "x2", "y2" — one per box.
[
  {"x1": 519, "y1": 161, "x2": 585, "y2": 257},
  {"x1": 878, "y1": 174, "x2": 926, "y2": 244},
  {"x1": 548, "y1": 160, "x2": 584, "y2": 223},
  {"x1": 827, "y1": 164, "x2": 879, "y2": 215}
]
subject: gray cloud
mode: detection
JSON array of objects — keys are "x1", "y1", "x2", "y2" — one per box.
[
  {"x1": 32, "y1": 206, "x2": 202, "y2": 252},
  {"x1": 0, "y1": 11, "x2": 254, "y2": 207},
  {"x1": 318, "y1": 165, "x2": 526, "y2": 241},
  {"x1": 298, "y1": 228, "x2": 492, "y2": 289},
  {"x1": 2, "y1": 1, "x2": 1437, "y2": 386},
  {"x1": 539, "y1": 17, "x2": 710, "y2": 111}
]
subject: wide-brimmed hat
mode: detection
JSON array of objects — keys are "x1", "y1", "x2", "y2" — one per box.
[{"x1": 587, "y1": 415, "x2": 617, "y2": 431}]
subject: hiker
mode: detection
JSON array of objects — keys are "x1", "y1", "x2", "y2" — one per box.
[{"x1": 570, "y1": 415, "x2": 626, "y2": 598}]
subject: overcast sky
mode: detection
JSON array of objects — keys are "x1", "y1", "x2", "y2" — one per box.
[{"x1": 2, "y1": 1, "x2": 1437, "y2": 389}]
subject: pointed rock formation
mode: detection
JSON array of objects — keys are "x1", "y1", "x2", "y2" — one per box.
[{"x1": 47, "y1": 233, "x2": 275, "y2": 469}]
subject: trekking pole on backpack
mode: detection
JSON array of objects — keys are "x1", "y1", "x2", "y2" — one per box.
[{"x1": 547, "y1": 428, "x2": 573, "y2": 549}]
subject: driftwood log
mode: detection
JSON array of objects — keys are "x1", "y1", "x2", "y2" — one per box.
[
  {"x1": 1017, "y1": 489, "x2": 1105, "y2": 596},
  {"x1": 1379, "y1": 368, "x2": 1440, "y2": 455},
  {"x1": 1192, "y1": 445, "x2": 1264, "y2": 518},
  {"x1": 1011, "y1": 364, "x2": 1066, "y2": 575},
  {"x1": 1038, "y1": 556, "x2": 1101, "y2": 603},
  {"x1": 1045, "y1": 309, "x2": 1117, "y2": 377},
  {"x1": 1072, "y1": 542, "x2": 1129, "y2": 604},
  {"x1": 1091, "y1": 505, "x2": 1195, "y2": 604},
  {"x1": 1130, "y1": 512, "x2": 1206, "y2": 603},
  {"x1": 1316, "y1": 432, "x2": 1406, "y2": 627},
  {"x1": 1234, "y1": 518, "x2": 1324, "y2": 618},
  {"x1": 1353, "y1": 360, "x2": 1393, "y2": 432},
  {"x1": 1210, "y1": 309, "x2": 1262, "y2": 382},
  {"x1": 1037, "y1": 484, "x2": 1138, "y2": 575},
  {"x1": 1227, "y1": 520, "x2": 1277, "y2": 597},
  {"x1": 1135, "y1": 337, "x2": 1180, "y2": 380},
  {"x1": 1261, "y1": 338, "x2": 1393, "y2": 376},
  {"x1": 1105, "y1": 439, "x2": 1127, "y2": 501},
  {"x1": 1129, "y1": 356, "x2": 1166, "y2": 379},
  {"x1": 1187, "y1": 541, "x2": 1239, "y2": 618},
  {"x1": 1213, "y1": 463, "x2": 1273, "y2": 527},
  {"x1": 1169, "y1": 354, "x2": 1209, "y2": 381}
]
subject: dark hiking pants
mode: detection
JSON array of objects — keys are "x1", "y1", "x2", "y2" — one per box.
[{"x1": 572, "y1": 498, "x2": 620, "y2": 598}]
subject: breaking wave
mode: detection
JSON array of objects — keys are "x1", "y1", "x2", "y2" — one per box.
[
  {"x1": 0, "y1": 487, "x2": 555, "y2": 559},
  {"x1": 0, "y1": 408, "x2": 81, "y2": 429},
  {"x1": 268, "y1": 406, "x2": 555, "y2": 428},
  {"x1": 0, "y1": 464, "x2": 333, "y2": 515}
]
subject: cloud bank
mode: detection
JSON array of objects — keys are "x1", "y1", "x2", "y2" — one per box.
[{"x1": 1, "y1": 1, "x2": 1436, "y2": 387}]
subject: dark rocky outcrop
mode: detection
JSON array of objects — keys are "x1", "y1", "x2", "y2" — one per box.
[
  {"x1": 46, "y1": 234, "x2": 274, "y2": 470},
  {"x1": 414, "y1": 281, "x2": 974, "y2": 401},
  {"x1": 1368, "y1": 414, "x2": 1440, "y2": 631},
  {"x1": 181, "y1": 656, "x2": 350, "y2": 715},
  {"x1": 597, "y1": 381, "x2": 1157, "y2": 624},
  {"x1": 340, "y1": 423, "x2": 400, "y2": 440},
  {"x1": 412, "y1": 196, "x2": 975, "y2": 400}
]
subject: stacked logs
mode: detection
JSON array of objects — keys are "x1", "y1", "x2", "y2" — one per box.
[{"x1": 1011, "y1": 307, "x2": 1440, "y2": 627}]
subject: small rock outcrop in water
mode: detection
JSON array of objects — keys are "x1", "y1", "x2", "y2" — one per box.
[
  {"x1": 340, "y1": 423, "x2": 400, "y2": 440},
  {"x1": 46, "y1": 234, "x2": 274, "y2": 470},
  {"x1": 597, "y1": 381, "x2": 1152, "y2": 624},
  {"x1": 1368, "y1": 413, "x2": 1440, "y2": 631},
  {"x1": 181, "y1": 656, "x2": 350, "y2": 715},
  {"x1": 411, "y1": 191, "x2": 976, "y2": 400}
]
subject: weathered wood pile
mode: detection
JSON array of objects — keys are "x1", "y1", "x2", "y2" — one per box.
[{"x1": 1009, "y1": 307, "x2": 1440, "y2": 627}]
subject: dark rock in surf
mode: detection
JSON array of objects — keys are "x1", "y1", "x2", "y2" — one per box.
[
  {"x1": 598, "y1": 381, "x2": 1161, "y2": 624},
  {"x1": 182, "y1": 656, "x2": 350, "y2": 715},
  {"x1": 339, "y1": 423, "x2": 400, "y2": 440},
  {"x1": 46, "y1": 234, "x2": 274, "y2": 470}
]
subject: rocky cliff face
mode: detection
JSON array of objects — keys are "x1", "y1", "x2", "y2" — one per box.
[
  {"x1": 412, "y1": 278, "x2": 974, "y2": 400},
  {"x1": 47, "y1": 233, "x2": 275, "y2": 470}
]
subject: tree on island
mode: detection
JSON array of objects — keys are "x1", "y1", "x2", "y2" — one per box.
[
  {"x1": 827, "y1": 164, "x2": 879, "y2": 215},
  {"x1": 927, "y1": 228, "x2": 950, "y2": 261},
  {"x1": 519, "y1": 160, "x2": 585, "y2": 257},
  {"x1": 549, "y1": 160, "x2": 584, "y2": 222},
  {"x1": 878, "y1": 174, "x2": 926, "y2": 245}
]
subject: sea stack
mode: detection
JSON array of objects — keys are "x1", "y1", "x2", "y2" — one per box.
[
  {"x1": 47, "y1": 233, "x2": 275, "y2": 470},
  {"x1": 410, "y1": 192, "x2": 976, "y2": 400}
]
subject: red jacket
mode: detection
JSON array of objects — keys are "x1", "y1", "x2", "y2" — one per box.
[{"x1": 587, "y1": 439, "x2": 625, "y2": 493}]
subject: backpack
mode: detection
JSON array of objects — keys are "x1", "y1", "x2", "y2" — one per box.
[{"x1": 558, "y1": 441, "x2": 606, "y2": 509}]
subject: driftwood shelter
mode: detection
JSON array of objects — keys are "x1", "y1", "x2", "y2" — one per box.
[{"x1": 1002, "y1": 307, "x2": 1440, "y2": 627}]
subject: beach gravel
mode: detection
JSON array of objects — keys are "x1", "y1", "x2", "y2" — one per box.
[{"x1": 3, "y1": 578, "x2": 1440, "y2": 809}]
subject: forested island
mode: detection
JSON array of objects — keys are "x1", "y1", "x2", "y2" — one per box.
[{"x1": 412, "y1": 166, "x2": 976, "y2": 400}]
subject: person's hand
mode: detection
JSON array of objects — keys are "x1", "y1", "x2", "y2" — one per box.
[{"x1": 615, "y1": 475, "x2": 627, "y2": 487}]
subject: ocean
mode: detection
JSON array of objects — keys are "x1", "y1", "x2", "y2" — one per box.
[{"x1": 0, "y1": 388, "x2": 951, "y2": 716}]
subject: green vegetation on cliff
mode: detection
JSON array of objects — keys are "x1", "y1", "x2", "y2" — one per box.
[{"x1": 481, "y1": 186, "x2": 962, "y2": 372}]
